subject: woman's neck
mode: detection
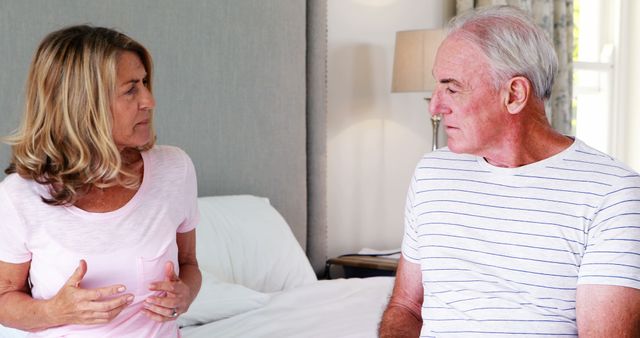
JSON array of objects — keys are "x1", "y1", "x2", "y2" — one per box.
[{"x1": 73, "y1": 149, "x2": 144, "y2": 213}]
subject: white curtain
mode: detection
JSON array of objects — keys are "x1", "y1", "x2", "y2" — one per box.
[{"x1": 456, "y1": 0, "x2": 574, "y2": 135}]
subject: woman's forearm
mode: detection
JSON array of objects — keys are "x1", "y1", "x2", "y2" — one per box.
[
  {"x1": 1, "y1": 260, "x2": 134, "y2": 332},
  {"x1": 0, "y1": 291, "x2": 58, "y2": 332},
  {"x1": 178, "y1": 263, "x2": 201, "y2": 308}
]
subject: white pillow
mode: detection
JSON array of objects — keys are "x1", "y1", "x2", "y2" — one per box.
[
  {"x1": 195, "y1": 195, "x2": 317, "y2": 292},
  {"x1": 177, "y1": 270, "x2": 270, "y2": 327}
]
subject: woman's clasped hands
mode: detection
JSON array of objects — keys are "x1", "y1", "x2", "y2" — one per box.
[{"x1": 45, "y1": 260, "x2": 191, "y2": 326}]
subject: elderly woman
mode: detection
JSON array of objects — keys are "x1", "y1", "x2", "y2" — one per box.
[{"x1": 0, "y1": 25, "x2": 201, "y2": 337}]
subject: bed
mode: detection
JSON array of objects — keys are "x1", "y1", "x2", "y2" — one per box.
[{"x1": 178, "y1": 195, "x2": 394, "y2": 337}]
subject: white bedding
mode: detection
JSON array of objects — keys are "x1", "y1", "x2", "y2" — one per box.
[
  {"x1": 0, "y1": 277, "x2": 393, "y2": 338},
  {"x1": 180, "y1": 195, "x2": 394, "y2": 337},
  {"x1": 180, "y1": 277, "x2": 394, "y2": 338}
]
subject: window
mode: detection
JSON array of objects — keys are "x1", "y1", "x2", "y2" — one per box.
[{"x1": 572, "y1": 0, "x2": 622, "y2": 156}]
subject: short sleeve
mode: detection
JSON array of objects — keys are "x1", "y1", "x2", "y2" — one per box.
[
  {"x1": 578, "y1": 180, "x2": 640, "y2": 290},
  {"x1": 0, "y1": 184, "x2": 31, "y2": 263},
  {"x1": 402, "y1": 174, "x2": 420, "y2": 264},
  {"x1": 176, "y1": 152, "x2": 200, "y2": 233}
]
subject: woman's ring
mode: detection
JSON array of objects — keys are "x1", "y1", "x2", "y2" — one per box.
[{"x1": 170, "y1": 308, "x2": 178, "y2": 318}]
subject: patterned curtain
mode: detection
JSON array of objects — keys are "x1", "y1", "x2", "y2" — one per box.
[{"x1": 456, "y1": 0, "x2": 574, "y2": 135}]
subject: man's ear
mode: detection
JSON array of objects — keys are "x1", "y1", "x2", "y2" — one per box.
[{"x1": 503, "y1": 76, "x2": 530, "y2": 115}]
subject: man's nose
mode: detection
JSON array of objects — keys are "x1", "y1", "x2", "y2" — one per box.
[{"x1": 429, "y1": 87, "x2": 445, "y2": 116}]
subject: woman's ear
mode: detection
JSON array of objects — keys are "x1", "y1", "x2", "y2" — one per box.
[{"x1": 503, "y1": 76, "x2": 531, "y2": 115}]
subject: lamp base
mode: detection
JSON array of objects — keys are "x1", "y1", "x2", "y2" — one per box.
[{"x1": 431, "y1": 114, "x2": 441, "y2": 151}]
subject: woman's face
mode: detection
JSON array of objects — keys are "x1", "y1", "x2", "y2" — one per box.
[{"x1": 111, "y1": 51, "x2": 155, "y2": 151}]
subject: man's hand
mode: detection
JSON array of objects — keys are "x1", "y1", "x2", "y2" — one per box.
[{"x1": 46, "y1": 260, "x2": 134, "y2": 326}]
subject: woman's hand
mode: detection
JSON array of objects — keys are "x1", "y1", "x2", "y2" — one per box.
[
  {"x1": 142, "y1": 261, "x2": 191, "y2": 321},
  {"x1": 47, "y1": 260, "x2": 134, "y2": 326}
]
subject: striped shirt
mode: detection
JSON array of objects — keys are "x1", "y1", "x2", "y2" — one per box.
[{"x1": 402, "y1": 139, "x2": 640, "y2": 337}]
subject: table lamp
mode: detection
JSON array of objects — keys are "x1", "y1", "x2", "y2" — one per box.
[{"x1": 391, "y1": 29, "x2": 444, "y2": 151}]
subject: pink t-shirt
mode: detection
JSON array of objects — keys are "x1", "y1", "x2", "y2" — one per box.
[{"x1": 0, "y1": 145, "x2": 199, "y2": 337}]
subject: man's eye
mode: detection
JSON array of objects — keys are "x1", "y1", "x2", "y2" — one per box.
[{"x1": 446, "y1": 88, "x2": 457, "y2": 94}]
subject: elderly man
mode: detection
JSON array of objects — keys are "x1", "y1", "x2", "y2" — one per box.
[{"x1": 379, "y1": 5, "x2": 640, "y2": 338}]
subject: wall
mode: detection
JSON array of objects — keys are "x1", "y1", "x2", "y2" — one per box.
[
  {"x1": 327, "y1": 0, "x2": 455, "y2": 258},
  {"x1": 624, "y1": 0, "x2": 640, "y2": 171},
  {"x1": 0, "y1": 0, "x2": 309, "y2": 247}
]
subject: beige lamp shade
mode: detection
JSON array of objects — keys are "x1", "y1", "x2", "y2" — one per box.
[{"x1": 391, "y1": 29, "x2": 444, "y2": 94}]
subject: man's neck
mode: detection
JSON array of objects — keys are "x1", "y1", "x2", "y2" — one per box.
[{"x1": 482, "y1": 111, "x2": 573, "y2": 168}]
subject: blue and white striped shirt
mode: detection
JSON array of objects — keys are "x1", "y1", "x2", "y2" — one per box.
[{"x1": 402, "y1": 139, "x2": 640, "y2": 337}]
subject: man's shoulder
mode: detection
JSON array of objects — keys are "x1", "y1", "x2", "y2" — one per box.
[
  {"x1": 571, "y1": 140, "x2": 640, "y2": 188},
  {"x1": 573, "y1": 140, "x2": 639, "y2": 175}
]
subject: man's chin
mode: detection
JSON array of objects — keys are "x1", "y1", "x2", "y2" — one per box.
[{"x1": 446, "y1": 142, "x2": 470, "y2": 155}]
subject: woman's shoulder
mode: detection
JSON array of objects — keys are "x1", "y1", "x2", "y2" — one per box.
[
  {"x1": 143, "y1": 145, "x2": 195, "y2": 181},
  {"x1": 0, "y1": 173, "x2": 45, "y2": 209},
  {"x1": 1, "y1": 173, "x2": 41, "y2": 194},
  {"x1": 146, "y1": 145, "x2": 191, "y2": 162}
]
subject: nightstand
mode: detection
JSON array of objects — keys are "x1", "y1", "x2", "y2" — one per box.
[{"x1": 324, "y1": 255, "x2": 398, "y2": 279}]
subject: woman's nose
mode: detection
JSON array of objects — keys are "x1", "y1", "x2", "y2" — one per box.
[{"x1": 140, "y1": 86, "x2": 156, "y2": 110}]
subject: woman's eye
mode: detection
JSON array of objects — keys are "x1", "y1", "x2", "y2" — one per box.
[{"x1": 126, "y1": 86, "x2": 137, "y2": 95}]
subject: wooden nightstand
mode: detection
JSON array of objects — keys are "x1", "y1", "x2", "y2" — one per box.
[{"x1": 324, "y1": 255, "x2": 398, "y2": 279}]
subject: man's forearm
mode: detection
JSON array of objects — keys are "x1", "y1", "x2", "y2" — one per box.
[{"x1": 379, "y1": 303, "x2": 422, "y2": 338}]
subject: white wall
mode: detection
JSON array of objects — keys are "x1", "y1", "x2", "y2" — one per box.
[
  {"x1": 327, "y1": 0, "x2": 455, "y2": 258},
  {"x1": 624, "y1": 0, "x2": 640, "y2": 171}
]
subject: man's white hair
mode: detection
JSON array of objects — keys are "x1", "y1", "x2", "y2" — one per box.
[{"x1": 446, "y1": 5, "x2": 558, "y2": 100}]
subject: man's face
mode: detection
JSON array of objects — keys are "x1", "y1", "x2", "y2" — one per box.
[{"x1": 429, "y1": 34, "x2": 508, "y2": 156}]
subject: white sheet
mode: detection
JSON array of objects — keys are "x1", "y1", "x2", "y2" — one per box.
[
  {"x1": 180, "y1": 277, "x2": 394, "y2": 338},
  {"x1": 177, "y1": 270, "x2": 272, "y2": 327}
]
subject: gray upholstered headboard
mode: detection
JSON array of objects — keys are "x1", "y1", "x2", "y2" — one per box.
[{"x1": 0, "y1": 0, "x2": 327, "y2": 272}]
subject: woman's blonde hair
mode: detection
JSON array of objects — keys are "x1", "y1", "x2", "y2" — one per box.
[{"x1": 4, "y1": 25, "x2": 156, "y2": 205}]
